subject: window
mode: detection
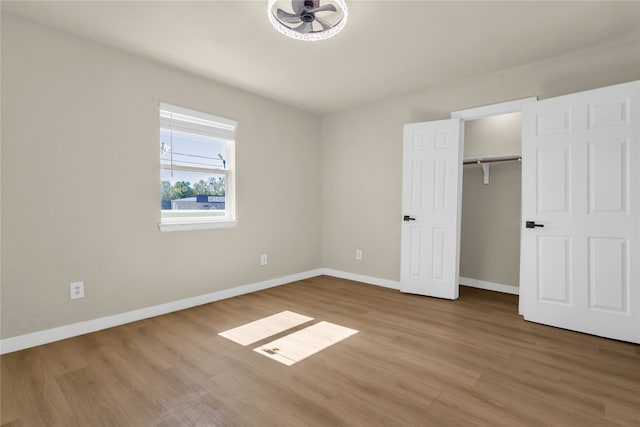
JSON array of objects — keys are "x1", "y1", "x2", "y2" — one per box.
[{"x1": 159, "y1": 103, "x2": 236, "y2": 232}]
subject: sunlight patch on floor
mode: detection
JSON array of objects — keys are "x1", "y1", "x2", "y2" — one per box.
[
  {"x1": 253, "y1": 321, "x2": 358, "y2": 366},
  {"x1": 218, "y1": 310, "x2": 313, "y2": 346}
]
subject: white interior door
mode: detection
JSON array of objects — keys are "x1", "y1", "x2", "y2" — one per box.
[
  {"x1": 401, "y1": 119, "x2": 463, "y2": 299},
  {"x1": 520, "y1": 81, "x2": 639, "y2": 343}
]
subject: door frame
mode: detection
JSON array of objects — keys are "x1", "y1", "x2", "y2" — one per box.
[
  {"x1": 449, "y1": 96, "x2": 537, "y2": 308},
  {"x1": 451, "y1": 97, "x2": 538, "y2": 121}
]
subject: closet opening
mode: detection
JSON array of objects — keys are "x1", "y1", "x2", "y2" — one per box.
[{"x1": 459, "y1": 112, "x2": 522, "y2": 297}]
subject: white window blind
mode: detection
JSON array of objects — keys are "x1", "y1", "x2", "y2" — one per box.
[{"x1": 160, "y1": 102, "x2": 236, "y2": 141}]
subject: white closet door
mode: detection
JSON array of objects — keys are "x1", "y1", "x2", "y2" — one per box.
[
  {"x1": 520, "y1": 81, "x2": 639, "y2": 343},
  {"x1": 401, "y1": 119, "x2": 462, "y2": 299}
]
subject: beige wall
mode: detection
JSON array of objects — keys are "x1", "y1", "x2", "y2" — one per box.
[
  {"x1": 322, "y1": 35, "x2": 640, "y2": 282},
  {"x1": 461, "y1": 113, "x2": 521, "y2": 287},
  {"x1": 2, "y1": 12, "x2": 640, "y2": 341},
  {"x1": 1, "y1": 15, "x2": 323, "y2": 339},
  {"x1": 463, "y1": 112, "x2": 522, "y2": 158}
]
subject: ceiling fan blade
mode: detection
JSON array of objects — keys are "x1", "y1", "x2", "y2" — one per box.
[
  {"x1": 292, "y1": 0, "x2": 305, "y2": 15},
  {"x1": 308, "y1": 4, "x2": 337, "y2": 13},
  {"x1": 293, "y1": 21, "x2": 313, "y2": 34},
  {"x1": 315, "y1": 16, "x2": 333, "y2": 31},
  {"x1": 276, "y1": 8, "x2": 302, "y2": 24}
]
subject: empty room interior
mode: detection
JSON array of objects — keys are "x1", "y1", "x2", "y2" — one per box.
[{"x1": 1, "y1": 1, "x2": 640, "y2": 426}]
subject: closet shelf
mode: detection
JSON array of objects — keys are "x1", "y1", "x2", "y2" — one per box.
[{"x1": 463, "y1": 153, "x2": 521, "y2": 185}]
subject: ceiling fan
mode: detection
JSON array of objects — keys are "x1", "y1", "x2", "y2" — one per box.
[
  {"x1": 268, "y1": 0, "x2": 348, "y2": 41},
  {"x1": 276, "y1": 0, "x2": 339, "y2": 34}
]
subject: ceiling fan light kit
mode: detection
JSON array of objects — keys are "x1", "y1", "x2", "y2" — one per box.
[{"x1": 268, "y1": 0, "x2": 348, "y2": 41}]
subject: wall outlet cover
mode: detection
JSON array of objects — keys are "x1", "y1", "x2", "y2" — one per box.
[{"x1": 70, "y1": 281, "x2": 85, "y2": 300}]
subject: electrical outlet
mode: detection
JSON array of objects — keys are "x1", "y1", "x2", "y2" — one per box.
[
  {"x1": 355, "y1": 249, "x2": 363, "y2": 261},
  {"x1": 70, "y1": 281, "x2": 85, "y2": 300},
  {"x1": 260, "y1": 254, "x2": 268, "y2": 266}
]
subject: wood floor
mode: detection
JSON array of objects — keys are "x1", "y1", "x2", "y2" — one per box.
[{"x1": 2, "y1": 276, "x2": 639, "y2": 426}]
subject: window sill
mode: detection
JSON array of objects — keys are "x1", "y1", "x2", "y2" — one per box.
[{"x1": 158, "y1": 219, "x2": 238, "y2": 232}]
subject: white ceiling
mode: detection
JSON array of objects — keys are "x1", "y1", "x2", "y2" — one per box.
[{"x1": 3, "y1": 1, "x2": 639, "y2": 114}]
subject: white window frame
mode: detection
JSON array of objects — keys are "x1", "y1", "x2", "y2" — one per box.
[{"x1": 158, "y1": 102, "x2": 237, "y2": 232}]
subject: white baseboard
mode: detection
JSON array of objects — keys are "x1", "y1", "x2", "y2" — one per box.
[
  {"x1": 1, "y1": 269, "x2": 517, "y2": 354},
  {"x1": 322, "y1": 269, "x2": 400, "y2": 290},
  {"x1": 322, "y1": 270, "x2": 519, "y2": 296},
  {"x1": 0, "y1": 269, "x2": 324, "y2": 355},
  {"x1": 459, "y1": 276, "x2": 519, "y2": 295}
]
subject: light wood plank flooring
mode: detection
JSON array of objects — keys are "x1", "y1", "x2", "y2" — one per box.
[{"x1": 2, "y1": 276, "x2": 639, "y2": 426}]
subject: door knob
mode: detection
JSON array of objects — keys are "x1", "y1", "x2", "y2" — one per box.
[
  {"x1": 526, "y1": 221, "x2": 544, "y2": 229},
  {"x1": 403, "y1": 215, "x2": 416, "y2": 222}
]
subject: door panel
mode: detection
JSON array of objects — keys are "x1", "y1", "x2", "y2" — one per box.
[
  {"x1": 401, "y1": 119, "x2": 462, "y2": 299},
  {"x1": 588, "y1": 237, "x2": 628, "y2": 313},
  {"x1": 537, "y1": 235, "x2": 571, "y2": 305},
  {"x1": 537, "y1": 147, "x2": 570, "y2": 213},
  {"x1": 521, "y1": 81, "x2": 639, "y2": 343},
  {"x1": 587, "y1": 139, "x2": 628, "y2": 213}
]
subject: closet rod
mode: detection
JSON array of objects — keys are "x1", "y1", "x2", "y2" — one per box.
[
  {"x1": 463, "y1": 154, "x2": 521, "y2": 185},
  {"x1": 463, "y1": 155, "x2": 521, "y2": 165}
]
